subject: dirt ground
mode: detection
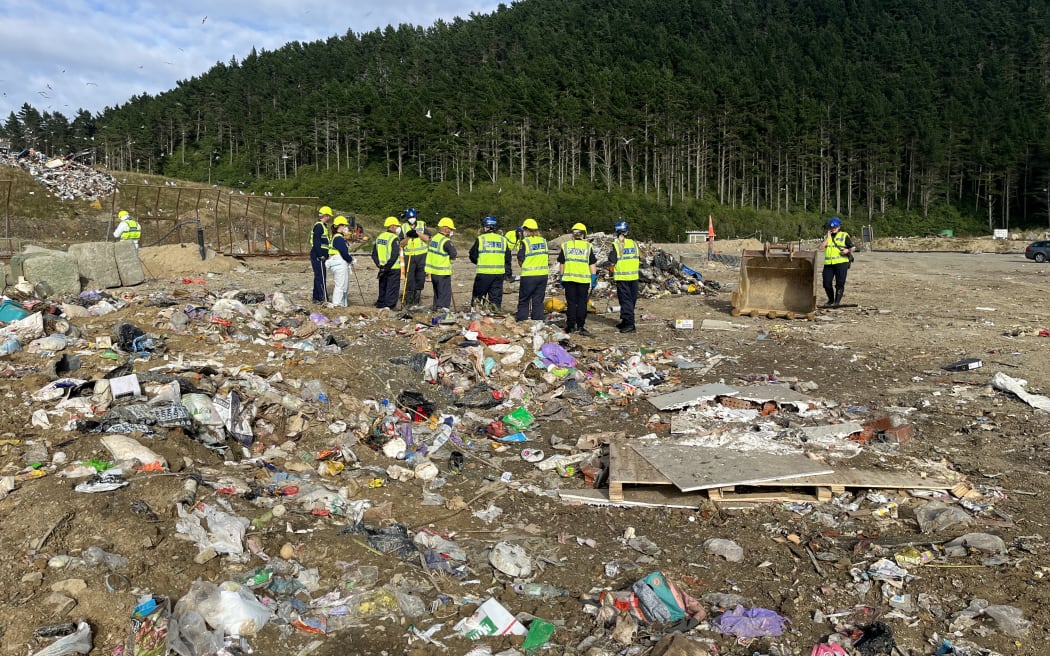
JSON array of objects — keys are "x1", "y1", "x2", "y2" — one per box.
[{"x1": 0, "y1": 237, "x2": 1048, "y2": 656}]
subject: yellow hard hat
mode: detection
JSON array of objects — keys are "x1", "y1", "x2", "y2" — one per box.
[
  {"x1": 522, "y1": 218, "x2": 539, "y2": 231},
  {"x1": 384, "y1": 216, "x2": 400, "y2": 227},
  {"x1": 333, "y1": 215, "x2": 349, "y2": 227},
  {"x1": 318, "y1": 206, "x2": 333, "y2": 216},
  {"x1": 572, "y1": 222, "x2": 587, "y2": 233},
  {"x1": 438, "y1": 217, "x2": 456, "y2": 230},
  {"x1": 118, "y1": 210, "x2": 129, "y2": 218}
]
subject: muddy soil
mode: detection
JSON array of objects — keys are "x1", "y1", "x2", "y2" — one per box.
[{"x1": 0, "y1": 240, "x2": 1048, "y2": 656}]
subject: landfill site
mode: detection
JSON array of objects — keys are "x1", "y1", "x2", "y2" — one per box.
[{"x1": 1, "y1": 168, "x2": 1050, "y2": 656}]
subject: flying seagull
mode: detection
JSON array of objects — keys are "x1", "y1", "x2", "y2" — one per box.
[{"x1": 424, "y1": 110, "x2": 432, "y2": 119}]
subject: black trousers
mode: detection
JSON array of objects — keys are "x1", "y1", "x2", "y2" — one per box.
[
  {"x1": 431, "y1": 275, "x2": 452, "y2": 310},
  {"x1": 472, "y1": 273, "x2": 504, "y2": 308},
  {"x1": 822, "y1": 262, "x2": 850, "y2": 302},
  {"x1": 310, "y1": 251, "x2": 327, "y2": 302},
  {"x1": 404, "y1": 254, "x2": 426, "y2": 292},
  {"x1": 376, "y1": 269, "x2": 401, "y2": 309},
  {"x1": 516, "y1": 276, "x2": 547, "y2": 321},
  {"x1": 617, "y1": 279, "x2": 638, "y2": 327},
  {"x1": 564, "y1": 281, "x2": 590, "y2": 330}
]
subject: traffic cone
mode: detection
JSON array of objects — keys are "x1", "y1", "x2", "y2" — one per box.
[{"x1": 707, "y1": 215, "x2": 716, "y2": 240}]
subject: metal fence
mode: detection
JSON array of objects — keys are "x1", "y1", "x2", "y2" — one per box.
[{"x1": 112, "y1": 185, "x2": 321, "y2": 256}]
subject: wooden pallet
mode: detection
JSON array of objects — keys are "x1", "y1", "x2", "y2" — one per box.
[{"x1": 608, "y1": 440, "x2": 958, "y2": 506}]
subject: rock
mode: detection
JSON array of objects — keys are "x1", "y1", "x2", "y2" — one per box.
[
  {"x1": 50, "y1": 578, "x2": 87, "y2": 597},
  {"x1": 651, "y1": 632, "x2": 710, "y2": 656},
  {"x1": 114, "y1": 240, "x2": 145, "y2": 285},
  {"x1": 19, "y1": 250, "x2": 81, "y2": 296},
  {"x1": 45, "y1": 592, "x2": 77, "y2": 616},
  {"x1": 21, "y1": 571, "x2": 43, "y2": 584},
  {"x1": 68, "y1": 242, "x2": 121, "y2": 288}
]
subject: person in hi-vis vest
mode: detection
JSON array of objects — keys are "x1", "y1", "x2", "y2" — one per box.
[
  {"x1": 113, "y1": 210, "x2": 141, "y2": 248},
  {"x1": 425, "y1": 217, "x2": 458, "y2": 311},
  {"x1": 820, "y1": 216, "x2": 854, "y2": 307},
  {"x1": 468, "y1": 215, "x2": 507, "y2": 311},
  {"x1": 514, "y1": 218, "x2": 548, "y2": 321},
  {"x1": 608, "y1": 220, "x2": 639, "y2": 333},
  {"x1": 372, "y1": 217, "x2": 402, "y2": 309},
  {"x1": 557, "y1": 222, "x2": 598, "y2": 336}
]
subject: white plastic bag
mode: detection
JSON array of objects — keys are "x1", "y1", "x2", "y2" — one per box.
[
  {"x1": 197, "y1": 581, "x2": 271, "y2": 636},
  {"x1": 30, "y1": 620, "x2": 91, "y2": 656},
  {"x1": 100, "y1": 435, "x2": 167, "y2": 469}
]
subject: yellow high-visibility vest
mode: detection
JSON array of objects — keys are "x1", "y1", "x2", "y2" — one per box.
[
  {"x1": 402, "y1": 221, "x2": 428, "y2": 257},
  {"x1": 613, "y1": 238, "x2": 640, "y2": 281},
  {"x1": 561, "y1": 239, "x2": 592, "y2": 284},
  {"x1": 425, "y1": 233, "x2": 452, "y2": 276},
  {"x1": 824, "y1": 231, "x2": 850, "y2": 265},
  {"x1": 520, "y1": 236, "x2": 549, "y2": 277},
  {"x1": 375, "y1": 231, "x2": 396, "y2": 265},
  {"x1": 475, "y1": 233, "x2": 506, "y2": 275},
  {"x1": 120, "y1": 219, "x2": 141, "y2": 240}
]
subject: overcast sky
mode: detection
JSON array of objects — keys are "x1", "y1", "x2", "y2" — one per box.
[{"x1": 0, "y1": 0, "x2": 503, "y2": 120}]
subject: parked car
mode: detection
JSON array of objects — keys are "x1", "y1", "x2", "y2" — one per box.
[{"x1": 1025, "y1": 240, "x2": 1050, "y2": 263}]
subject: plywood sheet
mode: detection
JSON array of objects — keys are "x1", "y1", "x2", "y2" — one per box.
[
  {"x1": 744, "y1": 469, "x2": 957, "y2": 490},
  {"x1": 633, "y1": 444, "x2": 833, "y2": 492},
  {"x1": 560, "y1": 487, "x2": 707, "y2": 509},
  {"x1": 732, "y1": 384, "x2": 817, "y2": 407},
  {"x1": 647, "y1": 383, "x2": 738, "y2": 411}
]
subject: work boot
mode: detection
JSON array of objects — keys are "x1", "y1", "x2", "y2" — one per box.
[
  {"x1": 619, "y1": 324, "x2": 636, "y2": 333},
  {"x1": 577, "y1": 327, "x2": 593, "y2": 337},
  {"x1": 834, "y1": 290, "x2": 844, "y2": 306},
  {"x1": 615, "y1": 321, "x2": 627, "y2": 329}
]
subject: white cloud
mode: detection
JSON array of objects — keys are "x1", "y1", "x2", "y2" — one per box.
[{"x1": 0, "y1": 0, "x2": 502, "y2": 121}]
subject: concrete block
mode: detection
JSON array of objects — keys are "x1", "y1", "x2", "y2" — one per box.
[
  {"x1": 68, "y1": 242, "x2": 121, "y2": 289},
  {"x1": 113, "y1": 240, "x2": 145, "y2": 286},
  {"x1": 21, "y1": 252, "x2": 80, "y2": 296}
]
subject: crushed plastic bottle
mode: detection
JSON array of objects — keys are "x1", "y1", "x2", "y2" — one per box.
[
  {"x1": 513, "y1": 582, "x2": 569, "y2": 599},
  {"x1": 81, "y1": 546, "x2": 128, "y2": 570}
]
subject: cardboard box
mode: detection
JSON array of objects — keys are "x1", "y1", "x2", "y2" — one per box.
[{"x1": 674, "y1": 319, "x2": 694, "y2": 329}]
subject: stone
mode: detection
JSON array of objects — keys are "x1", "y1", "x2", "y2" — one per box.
[
  {"x1": 114, "y1": 240, "x2": 145, "y2": 286},
  {"x1": 21, "y1": 251, "x2": 81, "y2": 296},
  {"x1": 51, "y1": 578, "x2": 87, "y2": 597},
  {"x1": 21, "y1": 571, "x2": 43, "y2": 584},
  {"x1": 45, "y1": 592, "x2": 77, "y2": 616},
  {"x1": 68, "y1": 242, "x2": 121, "y2": 288}
]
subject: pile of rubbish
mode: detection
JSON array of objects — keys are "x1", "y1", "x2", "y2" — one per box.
[
  {"x1": 1, "y1": 150, "x2": 117, "y2": 201},
  {"x1": 0, "y1": 279, "x2": 1038, "y2": 656},
  {"x1": 545, "y1": 232, "x2": 720, "y2": 304}
]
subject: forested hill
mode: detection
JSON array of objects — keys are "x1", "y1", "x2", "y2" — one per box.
[{"x1": 4, "y1": 0, "x2": 1050, "y2": 238}]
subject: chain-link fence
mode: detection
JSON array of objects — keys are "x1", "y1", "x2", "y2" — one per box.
[{"x1": 111, "y1": 185, "x2": 321, "y2": 256}]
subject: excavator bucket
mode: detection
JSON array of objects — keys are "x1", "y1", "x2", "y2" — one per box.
[{"x1": 731, "y1": 244, "x2": 818, "y2": 319}]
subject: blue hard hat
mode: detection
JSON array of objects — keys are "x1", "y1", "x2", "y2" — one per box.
[
  {"x1": 405, "y1": 208, "x2": 418, "y2": 219},
  {"x1": 828, "y1": 217, "x2": 841, "y2": 229},
  {"x1": 483, "y1": 215, "x2": 498, "y2": 228},
  {"x1": 615, "y1": 221, "x2": 629, "y2": 233}
]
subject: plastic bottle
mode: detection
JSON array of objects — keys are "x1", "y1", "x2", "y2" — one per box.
[
  {"x1": 81, "y1": 546, "x2": 128, "y2": 570},
  {"x1": 513, "y1": 582, "x2": 569, "y2": 599},
  {"x1": 431, "y1": 422, "x2": 453, "y2": 453}
]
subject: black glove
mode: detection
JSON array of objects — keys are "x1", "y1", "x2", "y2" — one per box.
[{"x1": 406, "y1": 229, "x2": 419, "y2": 239}]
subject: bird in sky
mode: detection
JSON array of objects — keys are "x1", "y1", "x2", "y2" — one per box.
[
  {"x1": 622, "y1": 137, "x2": 634, "y2": 145},
  {"x1": 202, "y1": 16, "x2": 207, "y2": 24},
  {"x1": 86, "y1": 82, "x2": 98, "y2": 86}
]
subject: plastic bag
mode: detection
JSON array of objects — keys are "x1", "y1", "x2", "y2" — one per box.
[
  {"x1": 197, "y1": 581, "x2": 270, "y2": 636},
  {"x1": 703, "y1": 538, "x2": 744, "y2": 562},
  {"x1": 502, "y1": 407, "x2": 535, "y2": 430},
  {"x1": 30, "y1": 620, "x2": 91, "y2": 656}
]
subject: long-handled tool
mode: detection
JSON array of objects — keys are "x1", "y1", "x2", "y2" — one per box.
[
  {"x1": 351, "y1": 265, "x2": 367, "y2": 305},
  {"x1": 400, "y1": 252, "x2": 413, "y2": 309}
]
